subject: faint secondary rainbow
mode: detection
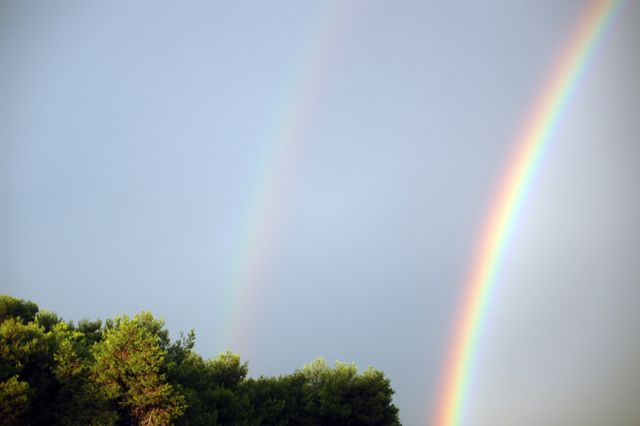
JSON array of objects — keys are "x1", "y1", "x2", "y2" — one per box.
[
  {"x1": 433, "y1": 1, "x2": 623, "y2": 425},
  {"x1": 217, "y1": 1, "x2": 359, "y2": 354}
]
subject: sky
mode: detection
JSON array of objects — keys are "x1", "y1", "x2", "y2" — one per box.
[{"x1": 1, "y1": 1, "x2": 639, "y2": 425}]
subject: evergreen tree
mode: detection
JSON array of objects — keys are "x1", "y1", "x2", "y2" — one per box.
[
  {"x1": 0, "y1": 295, "x2": 402, "y2": 425},
  {"x1": 92, "y1": 313, "x2": 185, "y2": 425}
]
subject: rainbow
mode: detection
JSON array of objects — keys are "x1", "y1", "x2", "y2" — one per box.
[
  {"x1": 217, "y1": 1, "x2": 359, "y2": 353},
  {"x1": 433, "y1": 1, "x2": 623, "y2": 425}
]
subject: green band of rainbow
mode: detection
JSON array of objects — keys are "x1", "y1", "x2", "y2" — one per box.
[{"x1": 433, "y1": 1, "x2": 622, "y2": 425}]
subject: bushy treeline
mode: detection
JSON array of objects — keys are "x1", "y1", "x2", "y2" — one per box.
[{"x1": 0, "y1": 295, "x2": 400, "y2": 425}]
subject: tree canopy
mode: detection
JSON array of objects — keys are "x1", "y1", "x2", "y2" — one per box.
[{"x1": 0, "y1": 295, "x2": 400, "y2": 425}]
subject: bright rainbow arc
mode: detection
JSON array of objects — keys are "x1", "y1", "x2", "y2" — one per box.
[{"x1": 433, "y1": 1, "x2": 623, "y2": 425}]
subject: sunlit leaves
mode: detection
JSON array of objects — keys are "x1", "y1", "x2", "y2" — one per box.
[{"x1": 0, "y1": 295, "x2": 401, "y2": 425}]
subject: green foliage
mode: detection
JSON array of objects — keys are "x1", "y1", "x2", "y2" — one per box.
[
  {"x1": 0, "y1": 295, "x2": 39, "y2": 324},
  {"x1": 0, "y1": 314, "x2": 58, "y2": 423},
  {"x1": 208, "y1": 351, "x2": 248, "y2": 389},
  {"x1": 0, "y1": 375, "x2": 31, "y2": 426},
  {"x1": 0, "y1": 295, "x2": 401, "y2": 425},
  {"x1": 75, "y1": 318, "x2": 104, "y2": 346},
  {"x1": 35, "y1": 310, "x2": 62, "y2": 332},
  {"x1": 296, "y1": 358, "x2": 400, "y2": 426},
  {"x1": 52, "y1": 322, "x2": 117, "y2": 425},
  {"x1": 0, "y1": 317, "x2": 50, "y2": 379},
  {"x1": 0, "y1": 296, "x2": 113, "y2": 424},
  {"x1": 242, "y1": 374, "x2": 307, "y2": 425},
  {"x1": 172, "y1": 351, "x2": 251, "y2": 425},
  {"x1": 93, "y1": 313, "x2": 186, "y2": 425}
]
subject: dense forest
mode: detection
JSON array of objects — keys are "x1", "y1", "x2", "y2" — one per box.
[{"x1": 0, "y1": 294, "x2": 400, "y2": 425}]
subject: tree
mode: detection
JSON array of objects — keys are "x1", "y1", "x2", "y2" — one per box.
[
  {"x1": 35, "y1": 310, "x2": 62, "y2": 332},
  {"x1": 0, "y1": 315, "x2": 57, "y2": 423},
  {"x1": 0, "y1": 295, "x2": 39, "y2": 324},
  {"x1": 172, "y1": 351, "x2": 250, "y2": 425},
  {"x1": 0, "y1": 295, "x2": 403, "y2": 425},
  {"x1": 51, "y1": 321, "x2": 117, "y2": 425},
  {"x1": 0, "y1": 375, "x2": 30, "y2": 426},
  {"x1": 351, "y1": 367, "x2": 400, "y2": 425},
  {"x1": 92, "y1": 313, "x2": 185, "y2": 425},
  {"x1": 242, "y1": 374, "x2": 306, "y2": 425},
  {"x1": 297, "y1": 357, "x2": 400, "y2": 426}
]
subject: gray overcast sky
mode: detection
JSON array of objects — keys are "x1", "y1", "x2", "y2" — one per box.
[{"x1": 2, "y1": 1, "x2": 639, "y2": 424}]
